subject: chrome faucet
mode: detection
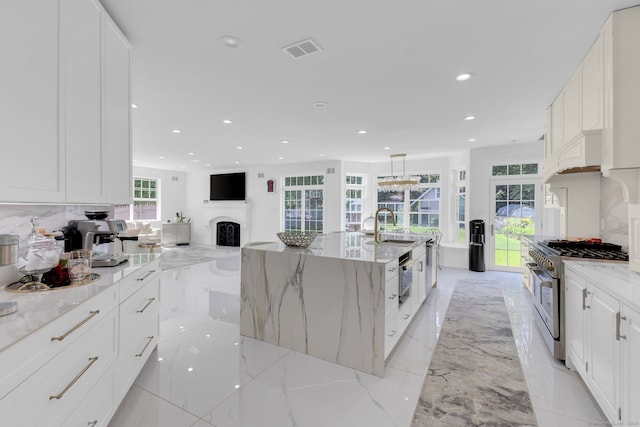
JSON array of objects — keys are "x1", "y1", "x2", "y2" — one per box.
[{"x1": 374, "y1": 207, "x2": 396, "y2": 243}]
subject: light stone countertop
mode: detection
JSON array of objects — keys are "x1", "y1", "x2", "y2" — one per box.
[
  {"x1": 564, "y1": 260, "x2": 640, "y2": 310},
  {"x1": 245, "y1": 231, "x2": 434, "y2": 264},
  {"x1": 0, "y1": 253, "x2": 159, "y2": 352}
]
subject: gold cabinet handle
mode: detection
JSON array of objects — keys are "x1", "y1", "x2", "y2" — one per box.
[
  {"x1": 136, "y1": 270, "x2": 156, "y2": 282},
  {"x1": 49, "y1": 357, "x2": 98, "y2": 400},
  {"x1": 51, "y1": 311, "x2": 100, "y2": 342},
  {"x1": 136, "y1": 298, "x2": 156, "y2": 314},
  {"x1": 388, "y1": 330, "x2": 397, "y2": 337},
  {"x1": 135, "y1": 336, "x2": 154, "y2": 357},
  {"x1": 402, "y1": 314, "x2": 410, "y2": 320}
]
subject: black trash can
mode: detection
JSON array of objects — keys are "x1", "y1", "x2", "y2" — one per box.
[{"x1": 469, "y1": 219, "x2": 485, "y2": 272}]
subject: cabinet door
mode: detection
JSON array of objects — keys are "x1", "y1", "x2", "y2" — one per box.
[
  {"x1": 0, "y1": 1, "x2": 65, "y2": 202},
  {"x1": 582, "y1": 34, "x2": 604, "y2": 131},
  {"x1": 565, "y1": 271, "x2": 587, "y2": 376},
  {"x1": 103, "y1": 15, "x2": 132, "y2": 204},
  {"x1": 414, "y1": 252, "x2": 426, "y2": 305},
  {"x1": 61, "y1": 0, "x2": 105, "y2": 203},
  {"x1": 622, "y1": 303, "x2": 640, "y2": 425},
  {"x1": 550, "y1": 95, "x2": 564, "y2": 155},
  {"x1": 563, "y1": 70, "x2": 582, "y2": 144},
  {"x1": 116, "y1": 277, "x2": 159, "y2": 399},
  {"x1": 588, "y1": 286, "x2": 621, "y2": 423}
]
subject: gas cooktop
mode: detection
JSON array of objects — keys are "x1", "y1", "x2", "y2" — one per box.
[{"x1": 540, "y1": 240, "x2": 629, "y2": 261}]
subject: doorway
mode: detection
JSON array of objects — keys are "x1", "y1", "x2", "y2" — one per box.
[{"x1": 489, "y1": 178, "x2": 540, "y2": 271}]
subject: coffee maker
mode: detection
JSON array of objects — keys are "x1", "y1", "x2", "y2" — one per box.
[{"x1": 64, "y1": 219, "x2": 129, "y2": 267}]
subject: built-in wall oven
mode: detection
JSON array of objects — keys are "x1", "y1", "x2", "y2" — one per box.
[
  {"x1": 398, "y1": 251, "x2": 413, "y2": 305},
  {"x1": 528, "y1": 239, "x2": 629, "y2": 360}
]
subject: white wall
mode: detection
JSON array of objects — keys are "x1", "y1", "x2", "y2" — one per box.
[
  {"x1": 133, "y1": 166, "x2": 187, "y2": 228},
  {"x1": 185, "y1": 160, "x2": 343, "y2": 245},
  {"x1": 469, "y1": 141, "x2": 546, "y2": 231}
]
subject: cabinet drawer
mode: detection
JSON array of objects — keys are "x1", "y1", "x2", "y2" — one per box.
[
  {"x1": 385, "y1": 260, "x2": 399, "y2": 282},
  {"x1": 61, "y1": 368, "x2": 115, "y2": 427},
  {"x1": 119, "y1": 259, "x2": 160, "y2": 302},
  {"x1": 384, "y1": 305, "x2": 399, "y2": 359},
  {"x1": 0, "y1": 308, "x2": 118, "y2": 427},
  {"x1": 116, "y1": 278, "x2": 159, "y2": 397},
  {"x1": 385, "y1": 278, "x2": 398, "y2": 313},
  {"x1": 0, "y1": 285, "x2": 119, "y2": 399}
]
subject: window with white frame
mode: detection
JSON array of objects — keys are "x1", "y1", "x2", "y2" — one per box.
[
  {"x1": 491, "y1": 163, "x2": 538, "y2": 176},
  {"x1": 283, "y1": 175, "x2": 324, "y2": 232},
  {"x1": 113, "y1": 177, "x2": 159, "y2": 221},
  {"x1": 377, "y1": 173, "x2": 440, "y2": 232},
  {"x1": 345, "y1": 174, "x2": 365, "y2": 231}
]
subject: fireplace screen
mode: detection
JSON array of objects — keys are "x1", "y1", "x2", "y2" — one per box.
[{"x1": 216, "y1": 221, "x2": 240, "y2": 247}]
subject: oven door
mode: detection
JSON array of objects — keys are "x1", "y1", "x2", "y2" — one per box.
[{"x1": 529, "y1": 265, "x2": 560, "y2": 339}]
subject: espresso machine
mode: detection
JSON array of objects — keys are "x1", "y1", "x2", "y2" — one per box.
[{"x1": 64, "y1": 219, "x2": 129, "y2": 267}]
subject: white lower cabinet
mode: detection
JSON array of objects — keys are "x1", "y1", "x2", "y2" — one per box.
[
  {"x1": 0, "y1": 259, "x2": 160, "y2": 427},
  {"x1": 622, "y1": 303, "x2": 640, "y2": 424},
  {"x1": 565, "y1": 264, "x2": 639, "y2": 425},
  {"x1": 588, "y1": 285, "x2": 621, "y2": 422},
  {"x1": 115, "y1": 274, "x2": 160, "y2": 398},
  {"x1": 62, "y1": 369, "x2": 115, "y2": 427},
  {"x1": 565, "y1": 270, "x2": 587, "y2": 378},
  {"x1": 0, "y1": 308, "x2": 118, "y2": 427}
]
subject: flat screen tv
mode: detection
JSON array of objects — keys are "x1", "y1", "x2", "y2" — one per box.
[{"x1": 210, "y1": 172, "x2": 246, "y2": 201}]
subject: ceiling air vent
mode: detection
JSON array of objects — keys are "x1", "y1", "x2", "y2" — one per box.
[{"x1": 282, "y1": 38, "x2": 322, "y2": 58}]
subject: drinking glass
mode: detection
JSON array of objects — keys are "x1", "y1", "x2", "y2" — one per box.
[{"x1": 68, "y1": 250, "x2": 92, "y2": 282}]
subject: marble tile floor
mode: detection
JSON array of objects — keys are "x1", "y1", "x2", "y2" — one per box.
[{"x1": 108, "y1": 248, "x2": 608, "y2": 427}]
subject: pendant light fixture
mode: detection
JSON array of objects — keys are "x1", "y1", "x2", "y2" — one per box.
[{"x1": 378, "y1": 154, "x2": 420, "y2": 192}]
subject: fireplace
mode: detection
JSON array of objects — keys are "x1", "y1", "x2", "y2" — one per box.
[
  {"x1": 205, "y1": 202, "x2": 251, "y2": 247},
  {"x1": 216, "y1": 221, "x2": 240, "y2": 247}
]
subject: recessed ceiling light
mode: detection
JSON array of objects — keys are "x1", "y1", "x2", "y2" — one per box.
[
  {"x1": 236, "y1": 146, "x2": 243, "y2": 150},
  {"x1": 456, "y1": 73, "x2": 473, "y2": 81},
  {"x1": 234, "y1": 161, "x2": 240, "y2": 164},
  {"x1": 278, "y1": 156, "x2": 284, "y2": 160},
  {"x1": 464, "y1": 115, "x2": 476, "y2": 121},
  {"x1": 172, "y1": 129, "x2": 181, "y2": 133},
  {"x1": 281, "y1": 140, "x2": 289, "y2": 144},
  {"x1": 219, "y1": 35, "x2": 242, "y2": 48},
  {"x1": 187, "y1": 152, "x2": 195, "y2": 156},
  {"x1": 358, "y1": 130, "x2": 367, "y2": 134},
  {"x1": 314, "y1": 101, "x2": 327, "y2": 107},
  {"x1": 383, "y1": 146, "x2": 391, "y2": 150},
  {"x1": 131, "y1": 103, "x2": 138, "y2": 109},
  {"x1": 223, "y1": 119, "x2": 232, "y2": 124},
  {"x1": 206, "y1": 164, "x2": 211, "y2": 167},
  {"x1": 159, "y1": 156, "x2": 165, "y2": 159},
  {"x1": 468, "y1": 138, "x2": 477, "y2": 142},
  {"x1": 191, "y1": 159, "x2": 200, "y2": 163},
  {"x1": 318, "y1": 153, "x2": 325, "y2": 156}
]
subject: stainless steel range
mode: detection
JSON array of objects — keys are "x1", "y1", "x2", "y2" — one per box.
[{"x1": 528, "y1": 240, "x2": 629, "y2": 360}]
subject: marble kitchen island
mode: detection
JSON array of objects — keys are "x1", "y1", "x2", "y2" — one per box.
[{"x1": 240, "y1": 232, "x2": 433, "y2": 377}]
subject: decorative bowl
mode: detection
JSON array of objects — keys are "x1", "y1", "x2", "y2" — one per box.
[{"x1": 276, "y1": 231, "x2": 317, "y2": 248}]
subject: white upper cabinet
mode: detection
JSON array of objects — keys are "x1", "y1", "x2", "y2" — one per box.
[
  {"x1": 601, "y1": 8, "x2": 640, "y2": 171},
  {"x1": 0, "y1": 0, "x2": 131, "y2": 204},
  {"x1": 103, "y1": 15, "x2": 133, "y2": 204},
  {"x1": 0, "y1": 1, "x2": 65, "y2": 202},
  {"x1": 61, "y1": 0, "x2": 104, "y2": 203},
  {"x1": 582, "y1": 33, "x2": 604, "y2": 132}
]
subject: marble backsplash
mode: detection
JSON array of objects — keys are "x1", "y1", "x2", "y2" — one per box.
[
  {"x1": 0, "y1": 204, "x2": 113, "y2": 284},
  {"x1": 600, "y1": 177, "x2": 629, "y2": 250}
]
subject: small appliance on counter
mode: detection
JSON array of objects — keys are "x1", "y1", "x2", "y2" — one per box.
[
  {"x1": 0, "y1": 234, "x2": 19, "y2": 315},
  {"x1": 64, "y1": 219, "x2": 129, "y2": 267}
]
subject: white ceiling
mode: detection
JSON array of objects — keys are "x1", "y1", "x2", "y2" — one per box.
[{"x1": 99, "y1": 0, "x2": 640, "y2": 172}]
